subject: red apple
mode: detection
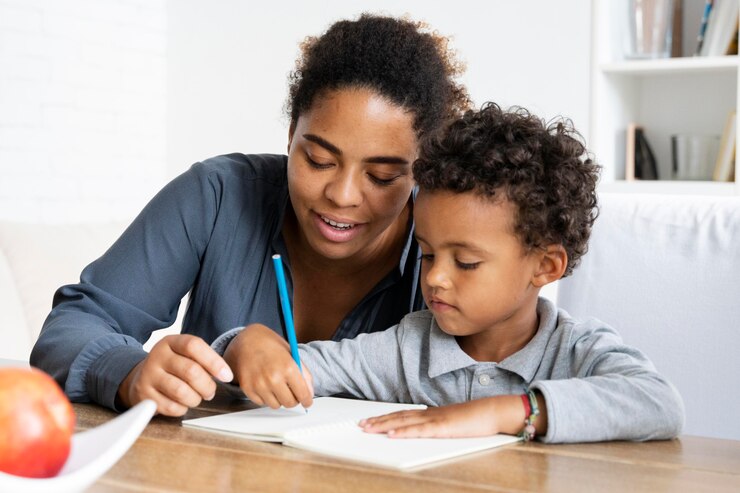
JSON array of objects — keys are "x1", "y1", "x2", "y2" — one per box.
[{"x1": 0, "y1": 367, "x2": 76, "y2": 478}]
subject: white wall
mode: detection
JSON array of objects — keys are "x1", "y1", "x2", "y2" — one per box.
[
  {"x1": 0, "y1": 0, "x2": 166, "y2": 223},
  {"x1": 166, "y1": 0, "x2": 592, "y2": 179},
  {"x1": 0, "y1": 1, "x2": 592, "y2": 221}
]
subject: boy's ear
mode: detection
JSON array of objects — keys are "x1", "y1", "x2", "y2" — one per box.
[{"x1": 532, "y1": 244, "x2": 568, "y2": 287}]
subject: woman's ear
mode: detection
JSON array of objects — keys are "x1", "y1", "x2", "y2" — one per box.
[{"x1": 532, "y1": 244, "x2": 568, "y2": 287}]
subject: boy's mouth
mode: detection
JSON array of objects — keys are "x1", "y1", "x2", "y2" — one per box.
[{"x1": 429, "y1": 296, "x2": 455, "y2": 312}]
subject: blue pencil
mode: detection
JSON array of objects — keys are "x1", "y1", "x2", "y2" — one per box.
[{"x1": 271, "y1": 254, "x2": 307, "y2": 413}]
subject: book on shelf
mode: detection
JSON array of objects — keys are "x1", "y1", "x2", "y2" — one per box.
[
  {"x1": 672, "y1": 0, "x2": 683, "y2": 57},
  {"x1": 626, "y1": 123, "x2": 659, "y2": 180},
  {"x1": 625, "y1": 123, "x2": 637, "y2": 181},
  {"x1": 695, "y1": 0, "x2": 714, "y2": 55},
  {"x1": 727, "y1": 21, "x2": 739, "y2": 55},
  {"x1": 713, "y1": 111, "x2": 736, "y2": 181},
  {"x1": 182, "y1": 397, "x2": 521, "y2": 470},
  {"x1": 698, "y1": 0, "x2": 740, "y2": 56}
]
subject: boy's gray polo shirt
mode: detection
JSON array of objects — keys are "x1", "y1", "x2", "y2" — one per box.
[
  {"x1": 31, "y1": 153, "x2": 423, "y2": 411},
  {"x1": 298, "y1": 297, "x2": 685, "y2": 443}
]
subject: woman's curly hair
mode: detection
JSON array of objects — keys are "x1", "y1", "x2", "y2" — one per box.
[
  {"x1": 287, "y1": 14, "x2": 471, "y2": 138},
  {"x1": 414, "y1": 103, "x2": 600, "y2": 277}
]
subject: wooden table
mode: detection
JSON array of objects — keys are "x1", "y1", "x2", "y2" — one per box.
[{"x1": 75, "y1": 394, "x2": 740, "y2": 493}]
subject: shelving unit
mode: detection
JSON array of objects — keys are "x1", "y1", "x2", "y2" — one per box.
[{"x1": 590, "y1": 0, "x2": 740, "y2": 195}]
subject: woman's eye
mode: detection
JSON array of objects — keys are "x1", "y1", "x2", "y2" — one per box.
[
  {"x1": 455, "y1": 260, "x2": 481, "y2": 270},
  {"x1": 420, "y1": 253, "x2": 434, "y2": 262},
  {"x1": 368, "y1": 174, "x2": 401, "y2": 186},
  {"x1": 306, "y1": 156, "x2": 333, "y2": 169}
]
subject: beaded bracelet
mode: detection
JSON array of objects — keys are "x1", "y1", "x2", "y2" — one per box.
[{"x1": 519, "y1": 389, "x2": 539, "y2": 441}]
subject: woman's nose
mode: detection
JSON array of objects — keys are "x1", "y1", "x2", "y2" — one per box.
[{"x1": 325, "y1": 169, "x2": 362, "y2": 208}]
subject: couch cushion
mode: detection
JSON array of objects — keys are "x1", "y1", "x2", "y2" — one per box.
[
  {"x1": 0, "y1": 221, "x2": 128, "y2": 360},
  {"x1": 0, "y1": 245, "x2": 30, "y2": 360}
]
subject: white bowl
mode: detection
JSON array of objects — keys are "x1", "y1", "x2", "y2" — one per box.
[{"x1": 0, "y1": 400, "x2": 156, "y2": 493}]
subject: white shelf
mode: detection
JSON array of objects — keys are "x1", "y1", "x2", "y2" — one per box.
[
  {"x1": 601, "y1": 56, "x2": 739, "y2": 76},
  {"x1": 590, "y1": 0, "x2": 739, "y2": 195},
  {"x1": 599, "y1": 180, "x2": 739, "y2": 196}
]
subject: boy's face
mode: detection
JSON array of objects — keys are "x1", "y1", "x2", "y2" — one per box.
[{"x1": 414, "y1": 190, "x2": 543, "y2": 342}]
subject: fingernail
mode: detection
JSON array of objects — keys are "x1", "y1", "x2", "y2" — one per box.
[
  {"x1": 218, "y1": 367, "x2": 234, "y2": 382},
  {"x1": 206, "y1": 392, "x2": 215, "y2": 401},
  {"x1": 359, "y1": 419, "x2": 366, "y2": 426}
]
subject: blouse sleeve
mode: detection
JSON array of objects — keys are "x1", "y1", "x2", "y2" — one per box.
[{"x1": 30, "y1": 163, "x2": 219, "y2": 410}]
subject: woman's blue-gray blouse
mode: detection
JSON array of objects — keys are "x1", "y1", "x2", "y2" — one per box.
[{"x1": 30, "y1": 154, "x2": 423, "y2": 411}]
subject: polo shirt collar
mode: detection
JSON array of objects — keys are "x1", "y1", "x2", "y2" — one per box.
[
  {"x1": 427, "y1": 316, "x2": 478, "y2": 378},
  {"x1": 497, "y1": 297, "x2": 559, "y2": 383}
]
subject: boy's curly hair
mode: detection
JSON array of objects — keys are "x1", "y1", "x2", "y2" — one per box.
[
  {"x1": 287, "y1": 14, "x2": 471, "y2": 137},
  {"x1": 414, "y1": 103, "x2": 600, "y2": 277}
]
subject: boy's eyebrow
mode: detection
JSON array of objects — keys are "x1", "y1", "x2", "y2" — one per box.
[
  {"x1": 415, "y1": 234, "x2": 487, "y2": 253},
  {"x1": 303, "y1": 133, "x2": 410, "y2": 166}
]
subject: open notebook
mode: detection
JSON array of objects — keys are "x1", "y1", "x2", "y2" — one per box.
[{"x1": 182, "y1": 397, "x2": 520, "y2": 470}]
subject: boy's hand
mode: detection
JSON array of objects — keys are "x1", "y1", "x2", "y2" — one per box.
[
  {"x1": 224, "y1": 323, "x2": 314, "y2": 410},
  {"x1": 359, "y1": 395, "x2": 527, "y2": 438},
  {"x1": 117, "y1": 334, "x2": 234, "y2": 417}
]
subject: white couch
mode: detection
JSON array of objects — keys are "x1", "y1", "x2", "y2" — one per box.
[{"x1": 1, "y1": 193, "x2": 739, "y2": 439}]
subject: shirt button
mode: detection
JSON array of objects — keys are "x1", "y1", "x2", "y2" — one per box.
[{"x1": 478, "y1": 374, "x2": 491, "y2": 386}]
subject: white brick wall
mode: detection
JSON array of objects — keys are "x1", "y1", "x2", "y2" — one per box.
[{"x1": 0, "y1": 0, "x2": 167, "y2": 223}]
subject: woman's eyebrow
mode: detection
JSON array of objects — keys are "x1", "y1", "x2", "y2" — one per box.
[
  {"x1": 366, "y1": 156, "x2": 410, "y2": 166},
  {"x1": 303, "y1": 134, "x2": 341, "y2": 155},
  {"x1": 303, "y1": 133, "x2": 410, "y2": 166}
]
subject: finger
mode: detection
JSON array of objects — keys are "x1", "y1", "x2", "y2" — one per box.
[
  {"x1": 361, "y1": 411, "x2": 428, "y2": 433},
  {"x1": 237, "y1": 368, "x2": 287, "y2": 408},
  {"x1": 362, "y1": 410, "x2": 424, "y2": 426},
  {"x1": 157, "y1": 370, "x2": 205, "y2": 409},
  {"x1": 247, "y1": 375, "x2": 287, "y2": 409},
  {"x1": 143, "y1": 386, "x2": 190, "y2": 417},
  {"x1": 254, "y1": 387, "x2": 283, "y2": 409},
  {"x1": 285, "y1": 367, "x2": 313, "y2": 409},
  {"x1": 387, "y1": 421, "x2": 445, "y2": 438},
  {"x1": 163, "y1": 354, "x2": 219, "y2": 401},
  {"x1": 271, "y1": 379, "x2": 300, "y2": 409},
  {"x1": 168, "y1": 335, "x2": 234, "y2": 382}
]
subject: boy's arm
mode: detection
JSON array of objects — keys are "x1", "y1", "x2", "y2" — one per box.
[
  {"x1": 226, "y1": 320, "x2": 409, "y2": 408},
  {"x1": 360, "y1": 393, "x2": 547, "y2": 438},
  {"x1": 529, "y1": 323, "x2": 685, "y2": 443},
  {"x1": 362, "y1": 323, "x2": 682, "y2": 443},
  {"x1": 296, "y1": 325, "x2": 408, "y2": 402}
]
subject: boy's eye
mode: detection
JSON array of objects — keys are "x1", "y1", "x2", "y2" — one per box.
[
  {"x1": 455, "y1": 260, "x2": 481, "y2": 270},
  {"x1": 420, "y1": 253, "x2": 434, "y2": 262}
]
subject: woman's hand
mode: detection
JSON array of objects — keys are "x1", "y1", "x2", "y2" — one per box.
[
  {"x1": 224, "y1": 323, "x2": 314, "y2": 410},
  {"x1": 359, "y1": 395, "x2": 530, "y2": 438},
  {"x1": 117, "y1": 334, "x2": 234, "y2": 417}
]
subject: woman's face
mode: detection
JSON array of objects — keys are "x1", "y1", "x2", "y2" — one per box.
[{"x1": 286, "y1": 87, "x2": 418, "y2": 262}]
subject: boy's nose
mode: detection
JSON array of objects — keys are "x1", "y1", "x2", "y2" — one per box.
[
  {"x1": 325, "y1": 169, "x2": 362, "y2": 208},
  {"x1": 425, "y1": 262, "x2": 451, "y2": 290}
]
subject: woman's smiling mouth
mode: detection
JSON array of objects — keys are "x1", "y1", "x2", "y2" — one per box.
[{"x1": 321, "y1": 215, "x2": 355, "y2": 230}]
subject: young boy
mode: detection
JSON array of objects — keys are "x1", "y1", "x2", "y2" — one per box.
[{"x1": 226, "y1": 103, "x2": 684, "y2": 443}]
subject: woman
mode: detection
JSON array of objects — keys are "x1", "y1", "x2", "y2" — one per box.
[{"x1": 31, "y1": 14, "x2": 470, "y2": 416}]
